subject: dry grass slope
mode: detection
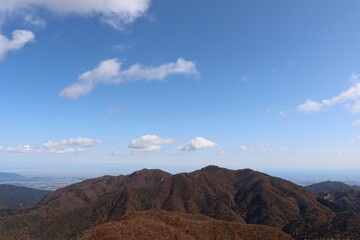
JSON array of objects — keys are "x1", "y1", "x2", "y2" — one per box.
[{"x1": 72, "y1": 209, "x2": 293, "y2": 240}]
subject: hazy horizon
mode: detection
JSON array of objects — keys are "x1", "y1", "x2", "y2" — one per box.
[{"x1": 2, "y1": 166, "x2": 360, "y2": 189}]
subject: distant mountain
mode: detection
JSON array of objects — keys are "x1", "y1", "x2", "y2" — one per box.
[
  {"x1": 0, "y1": 166, "x2": 359, "y2": 240},
  {"x1": 0, "y1": 184, "x2": 50, "y2": 209},
  {"x1": 0, "y1": 172, "x2": 26, "y2": 181},
  {"x1": 306, "y1": 181, "x2": 360, "y2": 213},
  {"x1": 306, "y1": 180, "x2": 360, "y2": 193},
  {"x1": 72, "y1": 209, "x2": 293, "y2": 240},
  {"x1": 317, "y1": 190, "x2": 360, "y2": 213}
]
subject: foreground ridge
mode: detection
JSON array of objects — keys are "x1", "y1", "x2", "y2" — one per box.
[{"x1": 72, "y1": 209, "x2": 293, "y2": 240}]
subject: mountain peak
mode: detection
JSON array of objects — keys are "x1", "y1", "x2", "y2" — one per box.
[
  {"x1": 200, "y1": 165, "x2": 223, "y2": 171},
  {"x1": 306, "y1": 181, "x2": 358, "y2": 193},
  {"x1": 128, "y1": 168, "x2": 172, "y2": 178}
]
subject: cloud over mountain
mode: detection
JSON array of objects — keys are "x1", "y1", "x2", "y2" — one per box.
[{"x1": 178, "y1": 137, "x2": 218, "y2": 151}]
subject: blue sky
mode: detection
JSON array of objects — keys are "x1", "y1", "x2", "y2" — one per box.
[{"x1": 1, "y1": 0, "x2": 360, "y2": 175}]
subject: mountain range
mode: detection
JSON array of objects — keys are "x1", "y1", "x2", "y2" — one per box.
[{"x1": 0, "y1": 166, "x2": 359, "y2": 240}]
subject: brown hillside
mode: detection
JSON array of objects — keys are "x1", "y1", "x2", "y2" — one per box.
[{"x1": 72, "y1": 209, "x2": 293, "y2": 240}]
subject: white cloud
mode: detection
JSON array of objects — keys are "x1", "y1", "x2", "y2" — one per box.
[
  {"x1": 352, "y1": 119, "x2": 360, "y2": 126},
  {"x1": 0, "y1": 0, "x2": 150, "y2": 30},
  {"x1": 0, "y1": 30, "x2": 34, "y2": 60},
  {"x1": 42, "y1": 137, "x2": 104, "y2": 148},
  {"x1": 298, "y1": 74, "x2": 360, "y2": 114},
  {"x1": 129, "y1": 135, "x2": 174, "y2": 152},
  {"x1": 298, "y1": 99, "x2": 323, "y2": 113},
  {"x1": 178, "y1": 137, "x2": 218, "y2": 151},
  {"x1": 60, "y1": 58, "x2": 198, "y2": 99}
]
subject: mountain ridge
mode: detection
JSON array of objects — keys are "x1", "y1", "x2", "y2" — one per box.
[{"x1": 0, "y1": 165, "x2": 359, "y2": 240}]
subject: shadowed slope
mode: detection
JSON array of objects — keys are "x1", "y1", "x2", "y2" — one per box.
[{"x1": 0, "y1": 185, "x2": 50, "y2": 209}]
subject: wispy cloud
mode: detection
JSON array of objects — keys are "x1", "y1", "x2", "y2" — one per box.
[
  {"x1": 60, "y1": 58, "x2": 198, "y2": 99},
  {"x1": 215, "y1": 150, "x2": 228, "y2": 155},
  {"x1": 24, "y1": 14, "x2": 47, "y2": 28},
  {"x1": 241, "y1": 76, "x2": 250, "y2": 82},
  {"x1": 42, "y1": 137, "x2": 104, "y2": 148},
  {"x1": 0, "y1": 145, "x2": 99, "y2": 154},
  {"x1": 352, "y1": 119, "x2": 360, "y2": 126},
  {"x1": 0, "y1": 30, "x2": 34, "y2": 60},
  {"x1": 106, "y1": 108, "x2": 122, "y2": 116},
  {"x1": 239, "y1": 144, "x2": 271, "y2": 153},
  {"x1": 298, "y1": 74, "x2": 360, "y2": 113},
  {"x1": 239, "y1": 144, "x2": 291, "y2": 154},
  {"x1": 111, "y1": 44, "x2": 132, "y2": 52},
  {"x1": 287, "y1": 61, "x2": 295, "y2": 66},
  {"x1": 279, "y1": 111, "x2": 288, "y2": 118},
  {"x1": 0, "y1": 137, "x2": 104, "y2": 155}
]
